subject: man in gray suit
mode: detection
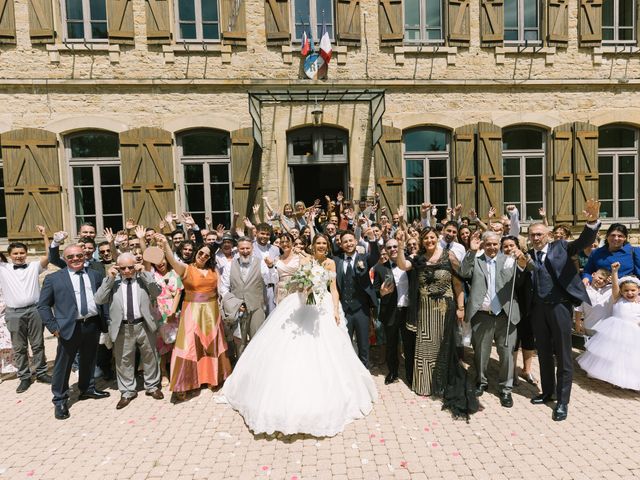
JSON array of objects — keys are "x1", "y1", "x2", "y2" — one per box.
[
  {"x1": 95, "y1": 253, "x2": 163, "y2": 409},
  {"x1": 460, "y1": 231, "x2": 532, "y2": 408},
  {"x1": 219, "y1": 237, "x2": 275, "y2": 357}
]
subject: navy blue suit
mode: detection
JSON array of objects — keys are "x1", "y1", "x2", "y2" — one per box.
[
  {"x1": 38, "y1": 268, "x2": 108, "y2": 406},
  {"x1": 335, "y1": 241, "x2": 380, "y2": 367}
]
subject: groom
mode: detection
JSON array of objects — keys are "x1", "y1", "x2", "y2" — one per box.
[{"x1": 335, "y1": 228, "x2": 379, "y2": 368}]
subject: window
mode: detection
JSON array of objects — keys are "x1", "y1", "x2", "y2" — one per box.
[
  {"x1": 291, "y1": 0, "x2": 334, "y2": 41},
  {"x1": 403, "y1": 128, "x2": 450, "y2": 221},
  {"x1": 62, "y1": 0, "x2": 108, "y2": 41},
  {"x1": 404, "y1": 0, "x2": 444, "y2": 43},
  {"x1": 603, "y1": 0, "x2": 635, "y2": 44},
  {"x1": 504, "y1": 0, "x2": 540, "y2": 44},
  {"x1": 287, "y1": 127, "x2": 348, "y2": 164},
  {"x1": 67, "y1": 131, "x2": 123, "y2": 234},
  {"x1": 502, "y1": 128, "x2": 545, "y2": 221},
  {"x1": 598, "y1": 125, "x2": 637, "y2": 219},
  {"x1": 176, "y1": 0, "x2": 220, "y2": 41},
  {"x1": 179, "y1": 129, "x2": 231, "y2": 228}
]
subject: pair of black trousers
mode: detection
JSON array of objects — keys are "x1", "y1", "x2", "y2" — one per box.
[
  {"x1": 345, "y1": 308, "x2": 370, "y2": 368},
  {"x1": 384, "y1": 307, "x2": 415, "y2": 384}
]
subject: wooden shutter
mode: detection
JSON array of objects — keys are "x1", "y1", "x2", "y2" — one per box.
[
  {"x1": 27, "y1": 0, "x2": 55, "y2": 44},
  {"x1": 265, "y1": 0, "x2": 290, "y2": 45},
  {"x1": 146, "y1": 0, "x2": 171, "y2": 44},
  {"x1": 476, "y1": 122, "x2": 503, "y2": 216},
  {"x1": 480, "y1": 0, "x2": 503, "y2": 45},
  {"x1": 573, "y1": 122, "x2": 599, "y2": 222},
  {"x1": 579, "y1": 0, "x2": 602, "y2": 46},
  {"x1": 551, "y1": 123, "x2": 574, "y2": 223},
  {"x1": 379, "y1": 0, "x2": 403, "y2": 46},
  {"x1": 547, "y1": 0, "x2": 568, "y2": 44},
  {"x1": 374, "y1": 126, "x2": 403, "y2": 214},
  {"x1": 231, "y1": 128, "x2": 262, "y2": 219},
  {"x1": 107, "y1": 0, "x2": 135, "y2": 44},
  {"x1": 453, "y1": 124, "x2": 476, "y2": 211},
  {"x1": 336, "y1": 0, "x2": 361, "y2": 45},
  {"x1": 0, "y1": 128, "x2": 62, "y2": 239},
  {"x1": 447, "y1": 0, "x2": 470, "y2": 45},
  {"x1": 221, "y1": 0, "x2": 247, "y2": 45},
  {"x1": 0, "y1": 0, "x2": 16, "y2": 44},
  {"x1": 120, "y1": 128, "x2": 175, "y2": 227}
]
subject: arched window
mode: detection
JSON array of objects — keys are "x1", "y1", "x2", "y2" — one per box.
[
  {"x1": 403, "y1": 127, "x2": 450, "y2": 220},
  {"x1": 67, "y1": 131, "x2": 122, "y2": 234},
  {"x1": 178, "y1": 129, "x2": 231, "y2": 228},
  {"x1": 598, "y1": 125, "x2": 638, "y2": 219},
  {"x1": 502, "y1": 127, "x2": 546, "y2": 221}
]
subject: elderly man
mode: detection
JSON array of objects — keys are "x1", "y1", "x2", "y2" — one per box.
[
  {"x1": 460, "y1": 231, "x2": 531, "y2": 408},
  {"x1": 95, "y1": 253, "x2": 163, "y2": 409}
]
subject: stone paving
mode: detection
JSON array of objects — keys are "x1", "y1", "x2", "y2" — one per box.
[{"x1": 1, "y1": 336, "x2": 639, "y2": 480}]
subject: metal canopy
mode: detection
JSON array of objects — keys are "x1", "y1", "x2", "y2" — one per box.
[{"x1": 248, "y1": 89, "x2": 386, "y2": 148}]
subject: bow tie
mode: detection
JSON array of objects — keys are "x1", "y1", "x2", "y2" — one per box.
[
  {"x1": 239, "y1": 261, "x2": 251, "y2": 267},
  {"x1": 13, "y1": 264, "x2": 28, "y2": 270}
]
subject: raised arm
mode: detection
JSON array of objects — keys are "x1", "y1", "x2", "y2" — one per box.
[
  {"x1": 154, "y1": 233, "x2": 187, "y2": 277},
  {"x1": 394, "y1": 230, "x2": 413, "y2": 271},
  {"x1": 611, "y1": 261, "x2": 621, "y2": 301},
  {"x1": 36, "y1": 225, "x2": 50, "y2": 269},
  {"x1": 506, "y1": 205, "x2": 521, "y2": 237}
]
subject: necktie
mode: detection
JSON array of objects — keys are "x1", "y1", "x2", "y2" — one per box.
[
  {"x1": 444, "y1": 243, "x2": 451, "y2": 251},
  {"x1": 390, "y1": 262, "x2": 396, "y2": 269},
  {"x1": 76, "y1": 271, "x2": 88, "y2": 317},
  {"x1": 13, "y1": 264, "x2": 28, "y2": 270},
  {"x1": 126, "y1": 279, "x2": 134, "y2": 321},
  {"x1": 536, "y1": 250, "x2": 544, "y2": 265},
  {"x1": 487, "y1": 259, "x2": 502, "y2": 315},
  {"x1": 344, "y1": 257, "x2": 355, "y2": 302}
]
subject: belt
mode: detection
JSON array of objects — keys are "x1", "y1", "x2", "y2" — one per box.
[
  {"x1": 479, "y1": 309, "x2": 505, "y2": 317},
  {"x1": 6, "y1": 304, "x2": 37, "y2": 311},
  {"x1": 123, "y1": 317, "x2": 144, "y2": 325},
  {"x1": 267, "y1": 284, "x2": 275, "y2": 288},
  {"x1": 76, "y1": 315, "x2": 99, "y2": 323}
]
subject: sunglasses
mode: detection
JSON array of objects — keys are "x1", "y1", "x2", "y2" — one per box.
[
  {"x1": 65, "y1": 254, "x2": 84, "y2": 260},
  {"x1": 197, "y1": 251, "x2": 210, "y2": 259},
  {"x1": 120, "y1": 265, "x2": 135, "y2": 270}
]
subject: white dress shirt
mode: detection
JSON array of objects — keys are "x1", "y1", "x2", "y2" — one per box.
[
  {"x1": 121, "y1": 277, "x2": 142, "y2": 319},
  {"x1": 218, "y1": 256, "x2": 277, "y2": 298},
  {"x1": 439, "y1": 238, "x2": 465, "y2": 264},
  {"x1": 0, "y1": 262, "x2": 44, "y2": 308},
  {"x1": 391, "y1": 263, "x2": 409, "y2": 307},
  {"x1": 67, "y1": 268, "x2": 98, "y2": 319}
]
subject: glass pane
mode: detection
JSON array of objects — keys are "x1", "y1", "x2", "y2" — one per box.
[
  {"x1": 70, "y1": 132, "x2": 119, "y2": 158},
  {"x1": 180, "y1": 23, "x2": 197, "y2": 39},
  {"x1": 619, "y1": 27, "x2": 634, "y2": 41},
  {"x1": 602, "y1": 27, "x2": 614, "y2": 41},
  {"x1": 503, "y1": 157, "x2": 521, "y2": 176},
  {"x1": 211, "y1": 211, "x2": 230, "y2": 228},
  {"x1": 602, "y1": 0, "x2": 614, "y2": 27},
  {"x1": 100, "y1": 166, "x2": 120, "y2": 185},
  {"x1": 404, "y1": 129, "x2": 447, "y2": 152},
  {"x1": 73, "y1": 167, "x2": 94, "y2": 186},
  {"x1": 427, "y1": 28, "x2": 443, "y2": 40},
  {"x1": 76, "y1": 216, "x2": 96, "y2": 230},
  {"x1": 406, "y1": 159, "x2": 424, "y2": 178},
  {"x1": 91, "y1": 22, "x2": 108, "y2": 39},
  {"x1": 406, "y1": 178, "x2": 424, "y2": 205},
  {"x1": 525, "y1": 157, "x2": 543, "y2": 175},
  {"x1": 184, "y1": 164, "x2": 204, "y2": 183},
  {"x1": 191, "y1": 212, "x2": 206, "y2": 227},
  {"x1": 0, "y1": 219, "x2": 7, "y2": 238},
  {"x1": 179, "y1": 0, "x2": 196, "y2": 21},
  {"x1": 526, "y1": 202, "x2": 542, "y2": 220},
  {"x1": 599, "y1": 155, "x2": 613, "y2": 173},
  {"x1": 599, "y1": 175, "x2": 613, "y2": 199},
  {"x1": 210, "y1": 184, "x2": 231, "y2": 210},
  {"x1": 185, "y1": 184, "x2": 205, "y2": 211},
  {"x1": 294, "y1": 0, "x2": 311, "y2": 40},
  {"x1": 181, "y1": 131, "x2": 228, "y2": 156},
  {"x1": 502, "y1": 129, "x2": 543, "y2": 150},
  {"x1": 619, "y1": 155, "x2": 636, "y2": 173},
  {"x1": 524, "y1": 29, "x2": 539, "y2": 41},
  {"x1": 404, "y1": 0, "x2": 420, "y2": 33},
  {"x1": 504, "y1": 0, "x2": 518, "y2": 29},
  {"x1": 66, "y1": 0, "x2": 83, "y2": 20},
  {"x1": 316, "y1": 0, "x2": 332, "y2": 23},
  {"x1": 619, "y1": 174, "x2": 635, "y2": 196},
  {"x1": 90, "y1": 0, "x2": 107, "y2": 20},
  {"x1": 291, "y1": 133, "x2": 314, "y2": 156},
  {"x1": 598, "y1": 126, "x2": 636, "y2": 148},
  {"x1": 619, "y1": 200, "x2": 635, "y2": 217},
  {"x1": 101, "y1": 187, "x2": 122, "y2": 215},
  {"x1": 503, "y1": 177, "x2": 521, "y2": 203},
  {"x1": 323, "y1": 136, "x2": 344, "y2": 155},
  {"x1": 620, "y1": 0, "x2": 634, "y2": 27},
  {"x1": 430, "y1": 159, "x2": 447, "y2": 178},
  {"x1": 74, "y1": 187, "x2": 96, "y2": 215},
  {"x1": 524, "y1": 0, "x2": 538, "y2": 28},
  {"x1": 202, "y1": 0, "x2": 218, "y2": 21},
  {"x1": 103, "y1": 215, "x2": 122, "y2": 232},
  {"x1": 525, "y1": 177, "x2": 543, "y2": 202},
  {"x1": 203, "y1": 23, "x2": 219, "y2": 39},
  {"x1": 209, "y1": 164, "x2": 229, "y2": 182},
  {"x1": 426, "y1": 0, "x2": 441, "y2": 27},
  {"x1": 67, "y1": 21, "x2": 84, "y2": 39},
  {"x1": 429, "y1": 179, "x2": 447, "y2": 205},
  {"x1": 504, "y1": 29, "x2": 518, "y2": 41}
]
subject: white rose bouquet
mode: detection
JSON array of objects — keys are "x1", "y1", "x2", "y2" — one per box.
[{"x1": 286, "y1": 261, "x2": 330, "y2": 305}]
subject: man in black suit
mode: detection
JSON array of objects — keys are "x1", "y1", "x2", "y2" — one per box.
[
  {"x1": 528, "y1": 199, "x2": 601, "y2": 421},
  {"x1": 335, "y1": 229, "x2": 379, "y2": 368},
  {"x1": 38, "y1": 244, "x2": 110, "y2": 420},
  {"x1": 373, "y1": 237, "x2": 415, "y2": 386}
]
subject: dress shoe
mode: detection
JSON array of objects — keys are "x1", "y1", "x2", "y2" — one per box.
[
  {"x1": 474, "y1": 384, "x2": 488, "y2": 397},
  {"x1": 36, "y1": 374, "x2": 52, "y2": 384},
  {"x1": 524, "y1": 372, "x2": 538, "y2": 384},
  {"x1": 145, "y1": 389, "x2": 164, "y2": 400},
  {"x1": 552, "y1": 403, "x2": 568, "y2": 421},
  {"x1": 54, "y1": 403, "x2": 70, "y2": 420},
  {"x1": 79, "y1": 389, "x2": 111, "y2": 400},
  {"x1": 384, "y1": 373, "x2": 398, "y2": 385},
  {"x1": 530, "y1": 394, "x2": 554, "y2": 405},
  {"x1": 116, "y1": 395, "x2": 136, "y2": 409},
  {"x1": 16, "y1": 379, "x2": 31, "y2": 394},
  {"x1": 500, "y1": 393, "x2": 513, "y2": 408}
]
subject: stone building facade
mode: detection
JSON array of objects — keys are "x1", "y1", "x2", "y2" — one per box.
[{"x1": 0, "y1": 0, "x2": 638, "y2": 239}]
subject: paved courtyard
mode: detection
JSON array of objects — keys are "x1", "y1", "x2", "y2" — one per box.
[{"x1": 1, "y1": 336, "x2": 639, "y2": 480}]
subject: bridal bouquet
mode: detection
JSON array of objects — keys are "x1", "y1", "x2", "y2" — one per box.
[{"x1": 286, "y1": 261, "x2": 329, "y2": 305}]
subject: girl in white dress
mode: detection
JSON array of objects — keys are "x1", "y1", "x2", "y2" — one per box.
[
  {"x1": 222, "y1": 234, "x2": 377, "y2": 437},
  {"x1": 577, "y1": 261, "x2": 640, "y2": 390}
]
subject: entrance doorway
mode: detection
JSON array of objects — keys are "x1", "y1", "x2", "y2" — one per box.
[{"x1": 290, "y1": 164, "x2": 347, "y2": 206}]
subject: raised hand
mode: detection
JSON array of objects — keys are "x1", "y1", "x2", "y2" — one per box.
[
  {"x1": 336, "y1": 191, "x2": 344, "y2": 203},
  {"x1": 583, "y1": 199, "x2": 601, "y2": 223},
  {"x1": 164, "y1": 212, "x2": 174, "y2": 224},
  {"x1": 135, "y1": 225, "x2": 146, "y2": 239},
  {"x1": 216, "y1": 224, "x2": 225, "y2": 235},
  {"x1": 454, "y1": 204, "x2": 463, "y2": 215},
  {"x1": 611, "y1": 261, "x2": 620, "y2": 272},
  {"x1": 468, "y1": 209, "x2": 478, "y2": 220},
  {"x1": 125, "y1": 218, "x2": 136, "y2": 230},
  {"x1": 205, "y1": 215, "x2": 212, "y2": 227},
  {"x1": 469, "y1": 231, "x2": 482, "y2": 251},
  {"x1": 153, "y1": 233, "x2": 168, "y2": 249},
  {"x1": 53, "y1": 231, "x2": 68, "y2": 244},
  {"x1": 36, "y1": 225, "x2": 46, "y2": 236},
  {"x1": 182, "y1": 213, "x2": 195, "y2": 227},
  {"x1": 538, "y1": 207, "x2": 547, "y2": 217},
  {"x1": 158, "y1": 220, "x2": 166, "y2": 230},
  {"x1": 420, "y1": 203, "x2": 429, "y2": 217},
  {"x1": 115, "y1": 231, "x2": 128, "y2": 246},
  {"x1": 252, "y1": 204, "x2": 260, "y2": 215},
  {"x1": 488, "y1": 207, "x2": 496, "y2": 219},
  {"x1": 397, "y1": 205, "x2": 405, "y2": 220},
  {"x1": 107, "y1": 266, "x2": 119, "y2": 278},
  {"x1": 103, "y1": 228, "x2": 114, "y2": 243}
]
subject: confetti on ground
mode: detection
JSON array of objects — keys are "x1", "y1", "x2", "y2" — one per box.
[
  {"x1": 452, "y1": 451, "x2": 461, "y2": 457},
  {"x1": 127, "y1": 420, "x2": 135, "y2": 424},
  {"x1": 369, "y1": 433, "x2": 376, "y2": 438},
  {"x1": 387, "y1": 463, "x2": 395, "y2": 472},
  {"x1": 510, "y1": 432, "x2": 517, "y2": 437},
  {"x1": 149, "y1": 416, "x2": 157, "y2": 421},
  {"x1": 291, "y1": 476, "x2": 299, "y2": 480},
  {"x1": 400, "y1": 461, "x2": 408, "y2": 468},
  {"x1": 424, "y1": 427, "x2": 430, "y2": 432},
  {"x1": 351, "y1": 443, "x2": 358, "y2": 449},
  {"x1": 261, "y1": 465, "x2": 269, "y2": 471},
  {"x1": 432, "y1": 442, "x2": 439, "y2": 448},
  {"x1": 26, "y1": 470, "x2": 34, "y2": 477}
]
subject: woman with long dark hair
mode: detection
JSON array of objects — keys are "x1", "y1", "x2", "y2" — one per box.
[{"x1": 583, "y1": 223, "x2": 640, "y2": 284}]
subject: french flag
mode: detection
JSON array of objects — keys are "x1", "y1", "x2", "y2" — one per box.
[
  {"x1": 301, "y1": 30, "x2": 310, "y2": 56},
  {"x1": 319, "y1": 22, "x2": 332, "y2": 64}
]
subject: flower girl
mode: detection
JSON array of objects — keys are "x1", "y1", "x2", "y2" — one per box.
[{"x1": 577, "y1": 262, "x2": 640, "y2": 390}]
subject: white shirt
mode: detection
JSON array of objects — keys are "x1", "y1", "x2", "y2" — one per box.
[
  {"x1": 67, "y1": 268, "x2": 98, "y2": 319},
  {"x1": 391, "y1": 263, "x2": 409, "y2": 307},
  {"x1": 533, "y1": 243, "x2": 550, "y2": 263},
  {"x1": 215, "y1": 250, "x2": 236, "y2": 278},
  {"x1": 576, "y1": 284, "x2": 613, "y2": 332},
  {"x1": 481, "y1": 256, "x2": 498, "y2": 312},
  {"x1": 121, "y1": 277, "x2": 142, "y2": 320},
  {"x1": 218, "y1": 256, "x2": 277, "y2": 298},
  {"x1": 0, "y1": 262, "x2": 44, "y2": 308},
  {"x1": 253, "y1": 242, "x2": 279, "y2": 262},
  {"x1": 439, "y1": 239, "x2": 465, "y2": 264}
]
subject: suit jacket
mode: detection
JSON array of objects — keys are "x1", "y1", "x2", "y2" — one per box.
[
  {"x1": 49, "y1": 246, "x2": 106, "y2": 277},
  {"x1": 94, "y1": 271, "x2": 162, "y2": 342},
  {"x1": 460, "y1": 251, "x2": 532, "y2": 324},
  {"x1": 335, "y1": 240, "x2": 380, "y2": 310},
  {"x1": 527, "y1": 224, "x2": 598, "y2": 307},
  {"x1": 223, "y1": 256, "x2": 266, "y2": 313},
  {"x1": 372, "y1": 261, "x2": 400, "y2": 327},
  {"x1": 37, "y1": 268, "x2": 108, "y2": 340}
]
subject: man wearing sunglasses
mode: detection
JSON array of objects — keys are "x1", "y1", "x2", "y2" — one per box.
[{"x1": 38, "y1": 244, "x2": 110, "y2": 420}]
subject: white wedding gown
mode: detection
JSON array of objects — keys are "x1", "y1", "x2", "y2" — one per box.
[{"x1": 222, "y1": 272, "x2": 378, "y2": 437}]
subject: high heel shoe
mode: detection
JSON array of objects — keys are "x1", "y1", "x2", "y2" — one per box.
[{"x1": 523, "y1": 372, "x2": 537, "y2": 384}]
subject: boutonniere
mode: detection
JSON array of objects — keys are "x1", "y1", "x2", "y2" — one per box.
[{"x1": 356, "y1": 260, "x2": 365, "y2": 270}]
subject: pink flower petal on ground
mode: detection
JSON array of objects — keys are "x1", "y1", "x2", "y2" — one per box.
[
  {"x1": 16, "y1": 400, "x2": 21, "y2": 404},
  {"x1": 423, "y1": 427, "x2": 430, "y2": 432},
  {"x1": 128, "y1": 420, "x2": 135, "y2": 424},
  {"x1": 26, "y1": 471, "x2": 34, "y2": 477},
  {"x1": 452, "y1": 451, "x2": 460, "y2": 457},
  {"x1": 400, "y1": 461, "x2": 408, "y2": 468},
  {"x1": 369, "y1": 433, "x2": 376, "y2": 439},
  {"x1": 149, "y1": 416, "x2": 157, "y2": 421},
  {"x1": 432, "y1": 422, "x2": 438, "y2": 426},
  {"x1": 291, "y1": 476, "x2": 299, "y2": 480},
  {"x1": 410, "y1": 400, "x2": 416, "y2": 404},
  {"x1": 379, "y1": 438, "x2": 385, "y2": 444},
  {"x1": 510, "y1": 432, "x2": 517, "y2": 437},
  {"x1": 261, "y1": 466, "x2": 269, "y2": 471},
  {"x1": 431, "y1": 442, "x2": 439, "y2": 448}
]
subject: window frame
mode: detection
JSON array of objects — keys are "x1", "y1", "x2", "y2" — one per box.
[
  {"x1": 174, "y1": 0, "x2": 222, "y2": 43},
  {"x1": 503, "y1": 0, "x2": 542, "y2": 45},
  {"x1": 403, "y1": 0, "x2": 445, "y2": 44},
  {"x1": 290, "y1": 0, "x2": 335, "y2": 42},
  {"x1": 598, "y1": 126, "x2": 638, "y2": 220},
  {"x1": 602, "y1": 0, "x2": 636, "y2": 45},
  {"x1": 61, "y1": 0, "x2": 109, "y2": 43},
  {"x1": 287, "y1": 127, "x2": 348, "y2": 165},
  {"x1": 66, "y1": 131, "x2": 123, "y2": 237}
]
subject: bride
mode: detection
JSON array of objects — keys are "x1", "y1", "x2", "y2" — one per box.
[{"x1": 222, "y1": 234, "x2": 378, "y2": 437}]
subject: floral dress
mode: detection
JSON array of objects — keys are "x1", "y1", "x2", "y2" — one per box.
[{"x1": 154, "y1": 269, "x2": 184, "y2": 356}]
